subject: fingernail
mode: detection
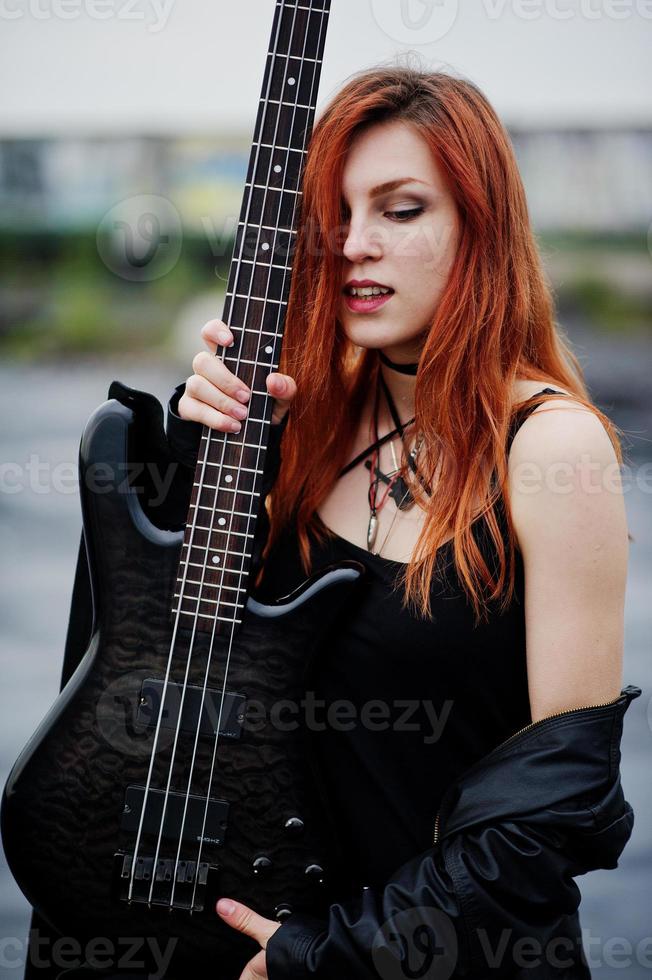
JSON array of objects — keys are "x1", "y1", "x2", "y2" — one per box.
[
  {"x1": 233, "y1": 404, "x2": 248, "y2": 420},
  {"x1": 276, "y1": 377, "x2": 286, "y2": 394},
  {"x1": 230, "y1": 421, "x2": 242, "y2": 433},
  {"x1": 236, "y1": 389, "x2": 250, "y2": 403},
  {"x1": 217, "y1": 899, "x2": 235, "y2": 916},
  {"x1": 218, "y1": 331, "x2": 231, "y2": 345}
]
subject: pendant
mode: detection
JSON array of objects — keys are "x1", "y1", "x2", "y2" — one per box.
[
  {"x1": 367, "y1": 512, "x2": 379, "y2": 551},
  {"x1": 389, "y1": 476, "x2": 415, "y2": 510}
]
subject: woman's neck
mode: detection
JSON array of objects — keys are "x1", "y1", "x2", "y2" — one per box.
[{"x1": 378, "y1": 345, "x2": 419, "y2": 422}]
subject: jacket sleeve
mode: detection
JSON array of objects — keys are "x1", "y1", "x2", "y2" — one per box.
[
  {"x1": 265, "y1": 729, "x2": 636, "y2": 978},
  {"x1": 165, "y1": 382, "x2": 288, "y2": 577}
]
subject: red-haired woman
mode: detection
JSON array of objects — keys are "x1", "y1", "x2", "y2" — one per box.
[{"x1": 168, "y1": 67, "x2": 639, "y2": 980}]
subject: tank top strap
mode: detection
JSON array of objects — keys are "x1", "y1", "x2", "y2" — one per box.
[{"x1": 506, "y1": 386, "x2": 569, "y2": 453}]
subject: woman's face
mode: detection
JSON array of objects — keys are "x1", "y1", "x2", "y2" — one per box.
[{"x1": 338, "y1": 119, "x2": 460, "y2": 363}]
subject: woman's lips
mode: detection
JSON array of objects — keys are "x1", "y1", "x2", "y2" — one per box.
[{"x1": 344, "y1": 291, "x2": 394, "y2": 314}]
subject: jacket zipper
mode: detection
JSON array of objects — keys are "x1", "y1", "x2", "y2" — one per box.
[{"x1": 432, "y1": 691, "x2": 624, "y2": 846}]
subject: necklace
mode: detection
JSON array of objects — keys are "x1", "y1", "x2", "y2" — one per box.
[{"x1": 365, "y1": 371, "x2": 426, "y2": 553}]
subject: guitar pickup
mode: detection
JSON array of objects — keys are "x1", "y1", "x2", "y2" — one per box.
[
  {"x1": 121, "y1": 786, "x2": 229, "y2": 845},
  {"x1": 137, "y1": 678, "x2": 245, "y2": 739}
]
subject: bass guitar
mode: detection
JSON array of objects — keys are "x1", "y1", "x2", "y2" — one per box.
[{"x1": 1, "y1": 2, "x2": 366, "y2": 977}]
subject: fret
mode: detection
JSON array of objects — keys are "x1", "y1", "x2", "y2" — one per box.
[
  {"x1": 193, "y1": 439, "x2": 269, "y2": 453},
  {"x1": 189, "y1": 521, "x2": 256, "y2": 536},
  {"x1": 240, "y1": 258, "x2": 294, "y2": 273},
  {"x1": 180, "y1": 544, "x2": 250, "y2": 558},
  {"x1": 184, "y1": 498, "x2": 254, "y2": 512},
  {"x1": 194, "y1": 465, "x2": 264, "y2": 475},
  {"x1": 181, "y1": 568, "x2": 247, "y2": 584},
  {"x1": 265, "y1": 98, "x2": 316, "y2": 111},
  {"x1": 239, "y1": 219, "x2": 296, "y2": 232},
  {"x1": 180, "y1": 578, "x2": 246, "y2": 591},
  {"x1": 250, "y1": 143, "x2": 305, "y2": 155},
  {"x1": 194, "y1": 487, "x2": 261, "y2": 499},
  {"x1": 180, "y1": 557, "x2": 251, "y2": 577},
  {"x1": 222, "y1": 361, "x2": 277, "y2": 374},
  {"x1": 266, "y1": 53, "x2": 321, "y2": 63},
  {"x1": 245, "y1": 183, "x2": 302, "y2": 195},
  {"x1": 173, "y1": 592, "x2": 245, "y2": 609},
  {"x1": 275, "y1": 3, "x2": 329, "y2": 12},
  {"x1": 172, "y1": 608, "x2": 243, "y2": 625},
  {"x1": 229, "y1": 294, "x2": 287, "y2": 306},
  {"x1": 174, "y1": 593, "x2": 243, "y2": 609}
]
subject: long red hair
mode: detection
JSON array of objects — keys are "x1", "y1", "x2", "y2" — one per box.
[{"x1": 259, "y1": 66, "x2": 627, "y2": 625}]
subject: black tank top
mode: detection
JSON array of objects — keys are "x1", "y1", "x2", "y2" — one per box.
[{"x1": 254, "y1": 388, "x2": 566, "y2": 888}]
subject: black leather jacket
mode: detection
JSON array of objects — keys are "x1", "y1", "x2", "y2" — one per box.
[{"x1": 165, "y1": 383, "x2": 642, "y2": 980}]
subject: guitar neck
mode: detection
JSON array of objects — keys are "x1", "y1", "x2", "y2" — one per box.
[{"x1": 173, "y1": 0, "x2": 331, "y2": 632}]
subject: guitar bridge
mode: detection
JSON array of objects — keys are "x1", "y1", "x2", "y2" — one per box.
[{"x1": 113, "y1": 851, "x2": 218, "y2": 912}]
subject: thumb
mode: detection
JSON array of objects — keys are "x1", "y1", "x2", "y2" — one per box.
[
  {"x1": 266, "y1": 373, "x2": 297, "y2": 425},
  {"x1": 216, "y1": 898, "x2": 279, "y2": 949}
]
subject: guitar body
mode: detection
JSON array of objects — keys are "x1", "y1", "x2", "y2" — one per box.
[{"x1": 2, "y1": 391, "x2": 364, "y2": 978}]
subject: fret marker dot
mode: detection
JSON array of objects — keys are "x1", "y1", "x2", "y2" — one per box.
[
  {"x1": 274, "y1": 164, "x2": 282, "y2": 173},
  {"x1": 225, "y1": 475, "x2": 233, "y2": 483},
  {"x1": 218, "y1": 518, "x2": 226, "y2": 525},
  {"x1": 265, "y1": 345, "x2": 273, "y2": 354},
  {"x1": 288, "y1": 77, "x2": 296, "y2": 86},
  {"x1": 261, "y1": 242, "x2": 270, "y2": 251},
  {"x1": 212, "y1": 555, "x2": 220, "y2": 564}
]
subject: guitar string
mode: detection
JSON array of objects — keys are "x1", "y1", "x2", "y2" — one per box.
[
  {"x1": 160, "y1": 0, "x2": 309, "y2": 908},
  {"x1": 187, "y1": 0, "x2": 329, "y2": 910},
  {"x1": 129, "y1": 0, "x2": 299, "y2": 905}
]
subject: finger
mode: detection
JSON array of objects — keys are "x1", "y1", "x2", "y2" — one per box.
[
  {"x1": 266, "y1": 373, "x2": 297, "y2": 425},
  {"x1": 192, "y1": 350, "x2": 251, "y2": 404},
  {"x1": 183, "y1": 373, "x2": 249, "y2": 426},
  {"x1": 201, "y1": 318, "x2": 234, "y2": 353},
  {"x1": 216, "y1": 899, "x2": 278, "y2": 948}
]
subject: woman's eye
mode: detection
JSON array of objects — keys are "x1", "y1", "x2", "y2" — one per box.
[{"x1": 385, "y1": 207, "x2": 424, "y2": 222}]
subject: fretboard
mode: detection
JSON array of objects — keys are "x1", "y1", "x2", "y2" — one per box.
[{"x1": 172, "y1": 0, "x2": 331, "y2": 634}]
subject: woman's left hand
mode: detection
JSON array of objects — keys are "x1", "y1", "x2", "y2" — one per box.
[{"x1": 216, "y1": 898, "x2": 282, "y2": 980}]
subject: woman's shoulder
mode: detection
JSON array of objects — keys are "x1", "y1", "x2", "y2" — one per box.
[
  {"x1": 506, "y1": 378, "x2": 623, "y2": 553},
  {"x1": 509, "y1": 378, "x2": 609, "y2": 451}
]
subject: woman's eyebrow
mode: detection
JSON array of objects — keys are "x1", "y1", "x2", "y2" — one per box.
[{"x1": 368, "y1": 177, "x2": 428, "y2": 197}]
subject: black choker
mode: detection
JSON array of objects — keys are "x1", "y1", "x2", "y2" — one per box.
[{"x1": 379, "y1": 349, "x2": 419, "y2": 375}]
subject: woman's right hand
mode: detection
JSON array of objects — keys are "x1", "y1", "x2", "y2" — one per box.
[{"x1": 178, "y1": 318, "x2": 297, "y2": 433}]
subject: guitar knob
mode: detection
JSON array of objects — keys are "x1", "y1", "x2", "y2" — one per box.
[
  {"x1": 304, "y1": 863, "x2": 325, "y2": 884},
  {"x1": 252, "y1": 855, "x2": 273, "y2": 875},
  {"x1": 274, "y1": 903, "x2": 293, "y2": 922},
  {"x1": 284, "y1": 816, "x2": 304, "y2": 834}
]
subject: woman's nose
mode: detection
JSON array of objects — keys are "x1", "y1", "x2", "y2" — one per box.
[{"x1": 342, "y1": 218, "x2": 384, "y2": 264}]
